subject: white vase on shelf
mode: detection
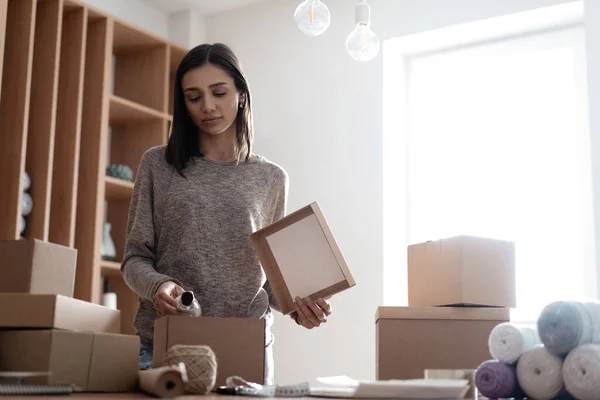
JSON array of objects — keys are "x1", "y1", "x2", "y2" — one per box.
[{"x1": 101, "y1": 222, "x2": 117, "y2": 261}]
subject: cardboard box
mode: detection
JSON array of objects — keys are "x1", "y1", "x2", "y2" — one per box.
[
  {"x1": 0, "y1": 294, "x2": 120, "y2": 333},
  {"x1": 0, "y1": 239, "x2": 76, "y2": 297},
  {"x1": 153, "y1": 315, "x2": 265, "y2": 387},
  {"x1": 251, "y1": 202, "x2": 356, "y2": 314},
  {"x1": 0, "y1": 330, "x2": 139, "y2": 392},
  {"x1": 376, "y1": 306, "x2": 509, "y2": 380},
  {"x1": 408, "y1": 235, "x2": 516, "y2": 307}
]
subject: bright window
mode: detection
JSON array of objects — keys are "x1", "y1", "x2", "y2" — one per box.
[{"x1": 383, "y1": 6, "x2": 594, "y2": 323}]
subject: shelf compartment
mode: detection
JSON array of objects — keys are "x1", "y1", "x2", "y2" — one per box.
[
  {"x1": 74, "y1": 15, "x2": 112, "y2": 305},
  {"x1": 105, "y1": 176, "x2": 134, "y2": 199},
  {"x1": 24, "y1": 0, "x2": 63, "y2": 241},
  {"x1": 110, "y1": 94, "x2": 170, "y2": 125},
  {"x1": 49, "y1": 6, "x2": 87, "y2": 247},
  {"x1": 0, "y1": 0, "x2": 36, "y2": 240}
]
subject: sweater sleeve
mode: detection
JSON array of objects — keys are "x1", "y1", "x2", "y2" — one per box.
[
  {"x1": 264, "y1": 168, "x2": 290, "y2": 314},
  {"x1": 120, "y1": 150, "x2": 181, "y2": 301}
]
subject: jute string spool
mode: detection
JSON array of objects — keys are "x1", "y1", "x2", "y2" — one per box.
[{"x1": 165, "y1": 345, "x2": 217, "y2": 394}]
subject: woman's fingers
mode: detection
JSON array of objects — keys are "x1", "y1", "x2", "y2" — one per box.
[
  {"x1": 307, "y1": 299, "x2": 327, "y2": 322},
  {"x1": 316, "y1": 298, "x2": 332, "y2": 316},
  {"x1": 295, "y1": 297, "x2": 321, "y2": 327}
]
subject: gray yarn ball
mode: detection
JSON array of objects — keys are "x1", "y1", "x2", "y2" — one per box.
[
  {"x1": 23, "y1": 171, "x2": 31, "y2": 191},
  {"x1": 22, "y1": 192, "x2": 33, "y2": 216},
  {"x1": 537, "y1": 301, "x2": 592, "y2": 355}
]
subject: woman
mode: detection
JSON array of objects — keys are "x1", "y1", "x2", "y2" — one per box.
[{"x1": 120, "y1": 43, "x2": 332, "y2": 383}]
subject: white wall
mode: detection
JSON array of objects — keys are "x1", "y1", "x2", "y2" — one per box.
[
  {"x1": 82, "y1": 0, "x2": 169, "y2": 39},
  {"x1": 169, "y1": 9, "x2": 206, "y2": 48},
  {"x1": 205, "y1": 0, "x2": 578, "y2": 384},
  {"x1": 585, "y1": 1, "x2": 600, "y2": 297}
]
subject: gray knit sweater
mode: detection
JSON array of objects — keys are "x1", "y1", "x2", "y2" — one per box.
[{"x1": 120, "y1": 145, "x2": 288, "y2": 348}]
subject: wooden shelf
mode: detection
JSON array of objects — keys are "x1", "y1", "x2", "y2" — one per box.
[
  {"x1": 100, "y1": 259, "x2": 121, "y2": 276},
  {"x1": 105, "y1": 176, "x2": 133, "y2": 199},
  {"x1": 109, "y1": 94, "x2": 170, "y2": 125},
  {"x1": 0, "y1": 0, "x2": 187, "y2": 334}
]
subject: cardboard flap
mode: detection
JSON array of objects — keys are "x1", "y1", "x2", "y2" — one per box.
[
  {"x1": 87, "y1": 333, "x2": 139, "y2": 392},
  {"x1": 375, "y1": 306, "x2": 509, "y2": 322}
]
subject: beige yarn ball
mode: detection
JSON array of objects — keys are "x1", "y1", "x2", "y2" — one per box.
[{"x1": 165, "y1": 345, "x2": 217, "y2": 394}]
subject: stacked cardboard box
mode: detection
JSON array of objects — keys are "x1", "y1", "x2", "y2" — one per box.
[
  {"x1": 0, "y1": 239, "x2": 139, "y2": 392},
  {"x1": 376, "y1": 235, "x2": 514, "y2": 380}
]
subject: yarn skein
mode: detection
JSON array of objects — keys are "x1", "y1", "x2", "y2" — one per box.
[
  {"x1": 165, "y1": 345, "x2": 217, "y2": 394},
  {"x1": 516, "y1": 345, "x2": 564, "y2": 400},
  {"x1": 488, "y1": 322, "x2": 540, "y2": 363},
  {"x1": 475, "y1": 360, "x2": 525, "y2": 399},
  {"x1": 537, "y1": 301, "x2": 594, "y2": 355},
  {"x1": 563, "y1": 343, "x2": 600, "y2": 400}
]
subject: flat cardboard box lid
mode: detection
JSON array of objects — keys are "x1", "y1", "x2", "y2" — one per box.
[
  {"x1": 0, "y1": 294, "x2": 120, "y2": 333},
  {"x1": 375, "y1": 306, "x2": 510, "y2": 322}
]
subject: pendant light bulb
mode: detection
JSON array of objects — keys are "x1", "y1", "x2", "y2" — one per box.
[
  {"x1": 346, "y1": 0, "x2": 380, "y2": 62},
  {"x1": 294, "y1": 0, "x2": 331, "y2": 36}
]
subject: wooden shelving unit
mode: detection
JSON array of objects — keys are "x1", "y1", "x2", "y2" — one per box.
[{"x1": 0, "y1": 0, "x2": 189, "y2": 335}]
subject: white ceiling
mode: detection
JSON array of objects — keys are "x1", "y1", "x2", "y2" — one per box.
[{"x1": 142, "y1": 0, "x2": 269, "y2": 16}]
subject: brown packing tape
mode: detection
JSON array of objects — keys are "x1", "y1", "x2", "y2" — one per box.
[{"x1": 138, "y1": 363, "x2": 187, "y2": 398}]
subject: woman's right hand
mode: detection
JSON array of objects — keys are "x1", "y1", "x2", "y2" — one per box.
[{"x1": 154, "y1": 281, "x2": 185, "y2": 317}]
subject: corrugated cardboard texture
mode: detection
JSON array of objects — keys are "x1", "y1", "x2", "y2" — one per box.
[
  {"x1": 0, "y1": 239, "x2": 76, "y2": 296},
  {"x1": 0, "y1": 330, "x2": 139, "y2": 392},
  {"x1": 0, "y1": 294, "x2": 120, "y2": 333},
  {"x1": 376, "y1": 306, "x2": 508, "y2": 380},
  {"x1": 408, "y1": 235, "x2": 516, "y2": 307},
  {"x1": 153, "y1": 316, "x2": 266, "y2": 387}
]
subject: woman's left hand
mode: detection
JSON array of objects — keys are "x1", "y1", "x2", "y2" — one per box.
[{"x1": 294, "y1": 296, "x2": 332, "y2": 329}]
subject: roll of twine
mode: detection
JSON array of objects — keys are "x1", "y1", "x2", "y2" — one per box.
[{"x1": 165, "y1": 345, "x2": 217, "y2": 394}]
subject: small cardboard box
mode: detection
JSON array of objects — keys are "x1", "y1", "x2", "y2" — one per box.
[
  {"x1": 153, "y1": 315, "x2": 266, "y2": 387},
  {"x1": 408, "y1": 235, "x2": 516, "y2": 307},
  {"x1": 0, "y1": 294, "x2": 120, "y2": 333},
  {"x1": 0, "y1": 330, "x2": 139, "y2": 392},
  {"x1": 250, "y1": 202, "x2": 356, "y2": 315},
  {"x1": 376, "y1": 306, "x2": 509, "y2": 380},
  {"x1": 0, "y1": 239, "x2": 77, "y2": 297}
]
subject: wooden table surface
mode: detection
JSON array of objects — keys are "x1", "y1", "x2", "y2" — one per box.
[{"x1": 10, "y1": 393, "x2": 318, "y2": 400}]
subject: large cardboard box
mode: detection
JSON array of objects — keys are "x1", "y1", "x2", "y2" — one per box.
[
  {"x1": 153, "y1": 315, "x2": 266, "y2": 387},
  {"x1": 408, "y1": 235, "x2": 516, "y2": 307},
  {"x1": 0, "y1": 330, "x2": 139, "y2": 392},
  {"x1": 0, "y1": 294, "x2": 120, "y2": 333},
  {"x1": 0, "y1": 239, "x2": 76, "y2": 297},
  {"x1": 376, "y1": 306, "x2": 509, "y2": 380}
]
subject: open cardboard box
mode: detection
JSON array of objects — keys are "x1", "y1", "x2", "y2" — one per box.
[
  {"x1": 153, "y1": 315, "x2": 266, "y2": 388},
  {"x1": 0, "y1": 294, "x2": 120, "y2": 333},
  {"x1": 0, "y1": 330, "x2": 139, "y2": 392},
  {"x1": 0, "y1": 239, "x2": 76, "y2": 297},
  {"x1": 251, "y1": 202, "x2": 355, "y2": 315}
]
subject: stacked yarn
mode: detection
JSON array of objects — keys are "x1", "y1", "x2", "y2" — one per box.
[
  {"x1": 475, "y1": 301, "x2": 600, "y2": 400},
  {"x1": 20, "y1": 171, "x2": 32, "y2": 238},
  {"x1": 165, "y1": 344, "x2": 217, "y2": 394}
]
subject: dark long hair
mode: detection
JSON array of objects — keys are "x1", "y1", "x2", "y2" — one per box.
[{"x1": 166, "y1": 43, "x2": 253, "y2": 176}]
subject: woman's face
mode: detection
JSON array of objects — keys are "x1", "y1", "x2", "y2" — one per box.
[{"x1": 181, "y1": 63, "x2": 242, "y2": 136}]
